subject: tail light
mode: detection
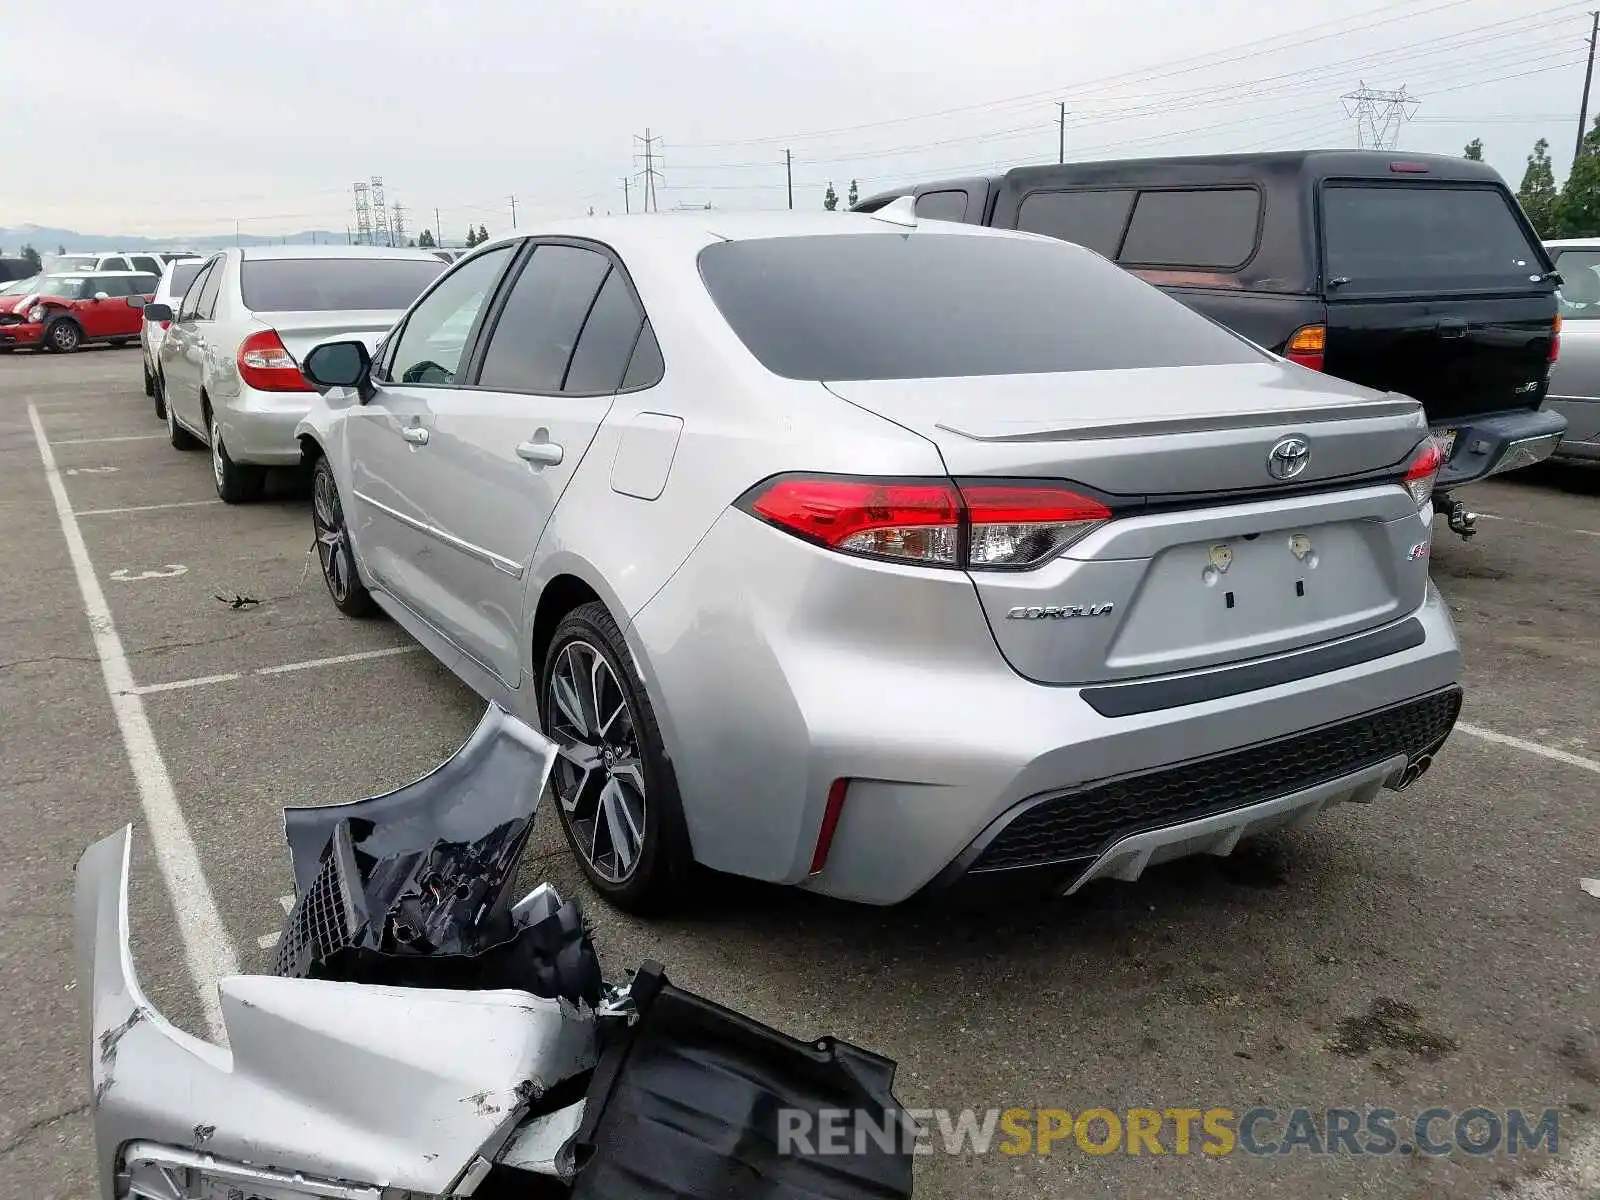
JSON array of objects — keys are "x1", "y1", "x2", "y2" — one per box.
[
  {"x1": 740, "y1": 475, "x2": 1113, "y2": 570},
  {"x1": 1284, "y1": 325, "x2": 1326, "y2": 372},
  {"x1": 236, "y1": 329, "x2": 311, "y2": 392},
  {"x1": 1550, "y1": 313, "x2": 1561, "y2": 363},
  {"x1": 1403, "y1": 438, "x2": 1445, "y2": 508}
]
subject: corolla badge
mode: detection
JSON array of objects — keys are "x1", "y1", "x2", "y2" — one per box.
[
  {"x1": 1267, "y1": 435, "x2": 1311, "y2": 480},
  {"x1": 1006, "y1": 603, "x2": 1115, "y2": 620}
]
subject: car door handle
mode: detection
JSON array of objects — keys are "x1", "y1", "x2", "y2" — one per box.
[
  {"x1": 401, "y1": 426, "x2": 430, "y2": 445},
  {"x1": 516, "y1": 439, "x2": 564, "y2": 466}
]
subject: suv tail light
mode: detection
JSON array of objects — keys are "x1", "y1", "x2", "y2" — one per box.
[
  {"x1": 739, "y1": 475, "x2": 1113, "y2": 570},
  {"x1": 237, "y1": 329, "x2": 311, "y2": 392},
  {"x1": 1285, "y1": 325, "x2": 1326, "y2": 372},
  {"x1": 1403, "y1": 438, "x2": 1446, "y2": 508}
]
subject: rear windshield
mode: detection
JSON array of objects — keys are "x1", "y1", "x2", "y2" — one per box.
[
  {"x1": 167, "y1": 261, "x2": 204, "y2": 296},
  {"x1": 1321, "y1": 183, "x2": 1547, "y2": 294},
  {"x1": 239, "y1": 257, "x2": 445, "y2": 312},
  {"x1": 697, "y1": 233, "x2": 1263, "y2": 381}
]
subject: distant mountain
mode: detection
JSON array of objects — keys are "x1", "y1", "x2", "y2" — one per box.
[{"x1": 0, "y1": 224, "x2": 459, "y2": 253}]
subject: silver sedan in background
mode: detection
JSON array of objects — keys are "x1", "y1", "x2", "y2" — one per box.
[
  {"x1": 146, "y1": 245, "x2": 445, "y2": 501},
  {"x1": 1544, "y1": 237, "x2": 1600, "y2": 462}
]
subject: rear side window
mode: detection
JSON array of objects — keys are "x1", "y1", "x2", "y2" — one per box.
[
  {"x1": 167, "y1": 261, "x2": 204, "y2": 298},
  {"x1": 130, "y1": 256, "x2": 162, "y2": 275},
  {"x1": 698, "y1": 233, "x2": 1262, "y2": 381},
  {"x1": 622, "y1": 322, "x2": 664, "y2": 389},
  {"x1": 477, "y1": 244, "x2": 611, "y2": 393},
  {"x1": 1118, "y1": 188, "x2": 1260, "y2": 268},
  {"x1": 1554, "y1": 249, "x2": 1600, "y2": 319},
  {"x1": 1321, "y1": 183, "x2": 1546, "y2": 294},
  {"x1": 1016, "y1": 189, "x2": 1133, "y2": 257},
  {"x1": 914, "y1": 190, "x2": 969, "y2": 222},
  {"x1": 562, "y1": 268, "x2": 646, "y2": 394},
  {"x1": 239, "y1": 257, "x2": 445, "y2": 312}
]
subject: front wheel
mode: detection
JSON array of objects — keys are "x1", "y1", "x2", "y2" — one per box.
[
  {"x1": 209, "y1": 413, "x2": 265, "y2": 503},
  {"x1": 143, "y1": 359, "x2": 155, "y2": 397},
  {"x1": 311, "y1": 456, "x2": 377, "y2": 617},
  {"x1": 44, "y1": 319, "x2": 81, "y2": 353},
  {"x1": 541, "y1": 602, "x2": 695, "y2": 914}
]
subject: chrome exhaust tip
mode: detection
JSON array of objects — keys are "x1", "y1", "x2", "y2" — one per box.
[{"x1": 1394, "y1": 753, "x2": 1435, "y2": 791}]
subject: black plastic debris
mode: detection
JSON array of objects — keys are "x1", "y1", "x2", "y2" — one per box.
[
  {"x1": 569, "y1": 963, "x2": 915, "y2": 1200},
  {"x1": 271, "y1": 705, "x2": 601, "y2": 1006}
]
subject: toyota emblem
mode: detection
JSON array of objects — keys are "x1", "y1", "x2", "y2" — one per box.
[{"x1": 1267, "y1": 435, "x2": 1311, "y2": 480}]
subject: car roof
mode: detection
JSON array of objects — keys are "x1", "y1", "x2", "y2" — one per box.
[
  {"x1": 1544, "y1": 238, "x2": 1600, "y2": 249},
  {"x1": 235, "y1": 244, "x2": 447, "y2": 261},
  {"x1": 467, "y1": 209, "x2": 1033, "y2": 258}
]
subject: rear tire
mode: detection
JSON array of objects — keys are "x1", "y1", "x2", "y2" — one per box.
[
  {"x1": 44, "y1": 319, "x2": 81, "y2": 353},
  {"x1": 540, "y1": 601, "x2": 696, "y2": 915},
  {"x1": 143, "y1": 360, "x2": 154, "y2": 397},
  {"x1": 209, "y1": 411, "x2": 265, "y2": 504},
  {"x1": 311, "y1": 455, "x2": 377, "y2": 617}
]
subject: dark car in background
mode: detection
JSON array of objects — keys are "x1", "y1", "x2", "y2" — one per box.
[
  {"x1": 0, "y1": 256, "x2": 38, "y2": 283},
  {"x1": 857, "y1": 151, "x2": 1566, "y2": 538}
]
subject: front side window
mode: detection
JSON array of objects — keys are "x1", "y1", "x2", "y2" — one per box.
[
  {"x1": 130, "y1": 256, "x2": 162, "y2": 275},
  {"x1": 476, "y1": 244, "x2": 611, "y2": 393},
  {"x1": 698, "y1": 233, "x2": 1262, "y2": 381},
  {"x1": 1554, "y1": 249, "x2": 1600, "y2": 318},
  {"x1": 386, "y1": 245, "x2": 514, "y2": 385},
  {"x1": 92, "y1": 275, "x2": 136, "y2": 298},
  {"x1": 100, "y1": 257, "x2": 131, "y2": 272}
]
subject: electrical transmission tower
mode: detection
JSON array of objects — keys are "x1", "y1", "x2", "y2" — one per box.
[
  {"x1": 371, "y1": 176, "x2": 392, "y2": 247},
  {"x1": 391, "y1": 201, "x2": 407, "y2": 246},
  {"x1": 633, "y1": 129, "x2": 664, "y2": 213},
  {"x1": 1341, "y1": 82, "x2": 1420, "y2": 149},
  {"x1": 352, "y1": 181, "x2": 373, "y2": 245}
]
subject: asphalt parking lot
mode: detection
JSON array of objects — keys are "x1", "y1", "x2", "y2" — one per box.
[{"x1": 2, "y1": 348, "x2": 1596, "y2": 1200}]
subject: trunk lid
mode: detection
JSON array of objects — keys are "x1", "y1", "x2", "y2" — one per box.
[
  {"x1": 251, "y1": 309, "x2": 405, "y2": 362},
  {"x1": 825, "y1": 362, "x2": 1433, "y2": 686},
  {"x1": 1318, "y1": 180, "x2": 1558, "y2": 425}
]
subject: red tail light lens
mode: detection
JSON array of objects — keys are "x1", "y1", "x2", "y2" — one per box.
[
  {"x1": 1403, "y1": 438, "x2": 1446, "y2": 507},
  {"x1": 159, "y1": 319, "x2": 171, "y2": 331},
  {"x1": 236, "y1": 329, "x2": 311, "y2": 392},
  {"x1": 809, "y1": 778, "x2": 850, "y2": 875},
  {"x1": 1285, "y1": 325, "x2": 1326, "y2": 372},
  {"x1": 741, "y1": 475, "x2": 1112, "y2": 570}
]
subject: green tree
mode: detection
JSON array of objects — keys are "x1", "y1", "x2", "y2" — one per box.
[
  {"x1": 477, "y1": 223, "x2": 489, "y2": 244},
  {"x1": 465, "y1": 227, "x2": 478, "y2": 247},
  {"x1": 823, "y1": 182, "x2": 838, "y2": 211},
  {"x1": 20, "y1": 244, "x2": 40, "y2": 270},
  {"x1": 417, "y1": 228, "x2": 436, "y2": 247},
  {"x1": 1518, "y1": 138, "x2": 1559, "y2": 238},
  {"x1": 55, "y1": 244, "x2": 65, "y2": 256},
  {"x1": 1463, "y1": 138, "x2": 1483, "y2": 161},
  {"x1": 1557, "y1": 116, "x2": 1600, "y2": 237},
  {"x1": 847, "y1": 179, "x2": 859, "y2": 207}
]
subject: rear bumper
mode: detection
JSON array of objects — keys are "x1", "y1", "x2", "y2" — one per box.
[
  {"x1": 220, "y1": 386, "x2": 316, "y2": 465},
  {"x1": 1433, "y1": 407, "x2": 1568, "y2": 487}
]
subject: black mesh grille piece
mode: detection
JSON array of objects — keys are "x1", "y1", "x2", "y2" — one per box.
[
  {"x1": 969, "y1": 688, "x2": 1462, "y2": 874},
  {"x1": 271, "y1": 822, "x2": 364, "y2": 978}
]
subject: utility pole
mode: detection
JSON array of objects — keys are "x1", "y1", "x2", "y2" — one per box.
[
  {"x1": 1058, "y1": 102, "x2": 1066, "y2": 164},
  {"x1": 234, "y1": 218, "x2": 240, "y2": 247},
  {"x1": 434, "y1": 207, "x2": 442, "y2": 244},
  {"x1": 623, "y1": 176, "x2": 631, "y2": 214},
  {"x1": 634, "y1": 129, "x2": 664, "y2": 213},
  {"x1": 786, "y1": 149, "x2": 794, "y2": 210},
  {"x1": 510, "y1": 195, "x2": 518, "y2": 229},
  {"x1": 371, "y1": 176, "x2": 391, "y2": 246},
  {"x1": 1576, "y1": 10, "x2": 1600, "y2": 170}
]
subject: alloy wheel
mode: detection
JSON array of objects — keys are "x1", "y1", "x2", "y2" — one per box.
[
  {"x1": 50, "y1": 322, "x2": 79, "y2": 352},
  {"x1": 546, "y1": 640, "x2": 647, "y2": 884},
  {"x1": 210, "y1": 419, "x2": 225, "y2": 491},
  {"x1": 312, "y1": 467, "x2": 351, "y2": 603}
]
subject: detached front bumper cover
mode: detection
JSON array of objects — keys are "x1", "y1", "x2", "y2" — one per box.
[{"x1": 75, "y1": 703, "x2": 914, "y2": 1199}]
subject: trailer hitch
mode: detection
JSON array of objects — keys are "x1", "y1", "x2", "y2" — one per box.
[{"x1": 1434, "y1": 494, "x2": 1478, "y2": 540}]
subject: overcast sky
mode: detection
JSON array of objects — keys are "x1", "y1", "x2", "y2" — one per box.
[{"x1": 0, "y1": 0, "x2": 1589, "y2": 239}]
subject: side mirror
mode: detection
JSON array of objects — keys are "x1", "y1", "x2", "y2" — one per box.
[
  {"x1": 143, "y1": 302, "x2": 173, "y2": 323},
  {"x1": 93, "y1": 291, "x2": 110, "y2": 302},
  {"x1": 302, "y1": 339, "x2": 374, "y2": 401}
]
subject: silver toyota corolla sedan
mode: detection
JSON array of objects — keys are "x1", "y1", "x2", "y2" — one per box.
[
  {"x1": 147, "y1": 244, "x2": 445, "y2": 501},
  {"x1": 1543, "y1": 237, "x2": 1600, "y2": 461},
  {"x1": 294, "y1": 206, "x2": 1463, "y2": 914}
]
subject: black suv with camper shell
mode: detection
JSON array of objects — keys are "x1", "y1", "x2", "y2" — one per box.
[{"x1": 856, "y1": 151, "x2": 1567, "y2": 538}]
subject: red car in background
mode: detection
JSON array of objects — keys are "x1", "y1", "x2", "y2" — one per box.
[{"x1": 0, "y1": 270, "x2": 158, "y2": 352}]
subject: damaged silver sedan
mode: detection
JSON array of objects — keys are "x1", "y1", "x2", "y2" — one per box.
[{"x1": 76, "y1": 705, "x2": 915, "y2": 1199}]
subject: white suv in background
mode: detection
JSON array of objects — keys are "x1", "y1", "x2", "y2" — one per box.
[
  {"x1": 44, "y1": 250, "x2": 169, "y2": 278},
  {"x1": 141, "y1": 258, "x2": 208, "y2": 406}
]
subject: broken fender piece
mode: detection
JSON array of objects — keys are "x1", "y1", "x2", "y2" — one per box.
[{"x1": 75, "y1": 826, "x2": 597, "y2": 1200}]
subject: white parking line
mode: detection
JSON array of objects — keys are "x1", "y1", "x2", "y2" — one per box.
[
  {"x1": 1456, "y1": 722, "x2": 1600, "y2": 775},
  {"x1": 129, "y1": 645, "x2": 421, "y2": 695},
  {"x1": 51, "y1": 434, "x2": 167, "y2": 445},
  {"x1": 1476, "y1": 513, "x2": 1600, "y2": 538},
  {"x1": 78, "y1": 499, "x2": 222, "y2": 517},
  {"x1": 26, "y1": 402, "x2": 238, "y2": 1040}
]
